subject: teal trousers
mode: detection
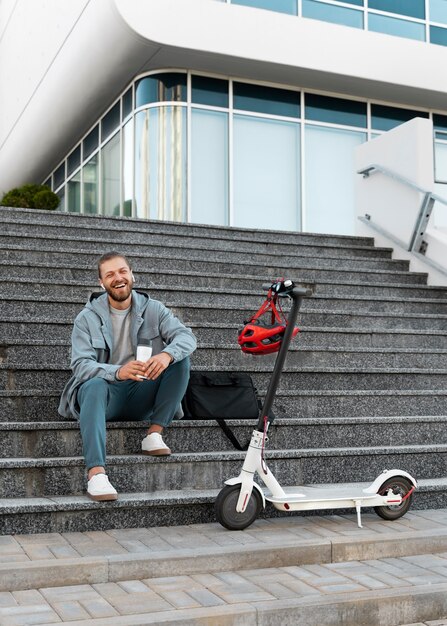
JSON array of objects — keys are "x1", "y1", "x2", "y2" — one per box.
[{"x1": 77, "y1": 357, "x2": 190, "y2": 470}]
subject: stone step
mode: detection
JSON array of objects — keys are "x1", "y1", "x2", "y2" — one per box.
[
  {"x1": 2, "y1": 363, "x2": 447, "y2": 392},
  {"x1": 0, "y1": 239, "x2": 410, "y2": 275},
  {"x1": 0, "y1": 257, "x2": 428, "y2": 290},
  {"x1": 0, "y1": 206, "x2": 378, "y2": 248},
  {"x1": 0, "y1": 478, "x2": 444, "y2": 537},
  {"x1": 0, "y1": 318, "x2": 446, "y2": 350},
  {"x1": 0, "y1": 444, "x2": 445, "y2": 499},
  {"x1": 5, "y1": 279, "x2": 447, "y2": 317},
  {"x1": 191, "y1": 325, "x2": 447, "y2": 350},
  {"x1": 0, "y1": 227, "x2": 394, "y2": 261},
  {"x1": 2, "y1": 262, "x2": 446, "y2": 300},
  {"x1": 2, "y1": 340, "x2": 447, "y2": 370},
  {"x1": 172, "y1": 304, "x2": 447, "y2": 330},
  {"x1": 2, "y1": 416, "x2": 447, "y2": 458},
  {"x1": 2, "y1": 389, "x2": 447, "y2": 423},
  {"x1": 1, "y1": 297, "x2": 446, "y2": 331}
]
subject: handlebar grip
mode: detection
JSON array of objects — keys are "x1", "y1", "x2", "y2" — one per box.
[{"x1": 262, "y1": 283, "x2": 312, "y2": 297}]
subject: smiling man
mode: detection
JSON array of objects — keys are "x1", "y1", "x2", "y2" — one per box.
[{"x1": 58, "y1": 251, "x2": 196, "y2": 501}]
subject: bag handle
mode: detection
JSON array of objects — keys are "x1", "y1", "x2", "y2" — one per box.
[{"x1": 202, "y1": 374, "x2": 238, "y2": 387}]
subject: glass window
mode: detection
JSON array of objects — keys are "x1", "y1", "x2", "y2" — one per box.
[
  {"x1": 82, "y1": 154, "x2": 98, "y2": 215},
  {"x1": 122, "y1": 87, "x2": 133, "y2": 120},
  {"x1": 305, "y1": 125, "x2": 366, "y2": 235},
  {"x1": 233, "y1": 115, "x2": 301, "y2": 230},
  {"x1": 43, "y1": 177, "x2": 52, "y2": 190},
  {"x1": 192, "y1": 75, "x2": 229, "y2": 107},
  {"x1": 434, "y1": 141, "x2": 447, "y2": 184},
  {"x1": 339, "y1": 0, "x2": 363, "y2": 5},
  {"x1": 134, "y1": 107, "x2": 187, "y2": 221},
  {"x1": 430, "y1": 0, "x2": 447, "y2": 23},
  {"x1": 430, "y1": 24, "x2": 447, "y2": 44},
  {"x1": 368, "y1": 13, "x2": 426, "y2": 40},
  {"x1": 83, "y1": 125, "x2": 99, "y2": 160},
  {"x1": 371, "y1": 104, "x2": 428, "y2": 131},
  {"x1": 434, "y1": 114, "x2": 447, "y2": 131},
  {"x1": 67, "y1": 146, "x2": 81, "y2": 177},
  {"x1": 368, "y1": 0, "x2": 425, "y2": 19},
  {"x1": 135, "y1": 73, "x2": 187, "y2": 107},
  {"x1": 56, "y1": 186, "x2": 65, "y2": 212},
  {"x1": 67, "y1": 172, "x2": 81, "y2": 213},
  {"x1": 122, "y1": 120, "x2": 133, "y2": 217},
  {"x1": 101, "y1": 102, "x2": 120, "y2": 141},
  {"x1": 302, "y1": 0, "x2": 363, "y2": 28},
  {"x1": 234, "y1": 82, "x2": 300, "y2": 118},
  {"x1": 53, "y1": 163, "x2": 65, "y2": 190},
  {"x1": 191, "y1": 109, "x2": 228, "y2": 225},
  {"x1": 231, "y1": 0, "x2": 297, "y2": 14},
  {"x1": 305, "y1": 93, "x2": 367, "y2": 128},
  {"x1": 101, "y1": 133, "x2": 121, "y2": 216}
]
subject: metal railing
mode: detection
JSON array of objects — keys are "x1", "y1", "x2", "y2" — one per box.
[{"x1": 357, "y1": 163, "x2": 447, "y2": 256}]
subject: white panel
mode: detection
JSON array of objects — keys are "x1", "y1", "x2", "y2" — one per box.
[
  {"x1": 355, "y1": 117, "x2": 434, "y2": 248},
  {"x1": 0, "y1": 0, "x2": 89, "y2": 146}
]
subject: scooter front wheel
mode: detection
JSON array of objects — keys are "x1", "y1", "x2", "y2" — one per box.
[
  {"x1": 215, "y1": 484, "x2": 262, "y2": 530},
  {"x1": 374, "y1": 476, "x2": 414, "y2": 521}
]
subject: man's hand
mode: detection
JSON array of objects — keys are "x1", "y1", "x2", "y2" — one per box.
[
  {"x1": 116, "y1": 353, "x2": 173, "y2": 382},
  {"x1": 142, "y1": 352, "x2": 173, "y2": 380},
  {"x1": 116, "y1": 359, "x2": 148, "y2": 381}
]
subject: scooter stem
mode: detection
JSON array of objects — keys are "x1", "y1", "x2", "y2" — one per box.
[{"x1": 256, "y1": 286, "x2": 309, "y2": 432}]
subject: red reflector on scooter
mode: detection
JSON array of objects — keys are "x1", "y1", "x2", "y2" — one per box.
[{"x1": 284, "y1": 503, "x2": 290, "y2": 510}]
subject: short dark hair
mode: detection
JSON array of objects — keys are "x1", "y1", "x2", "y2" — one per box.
[{"x1": 97, "y1": 252, "x2": 132, "y2": 277}]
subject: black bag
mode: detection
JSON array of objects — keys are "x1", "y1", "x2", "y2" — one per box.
[{"x1": 182, "y1": 371, "x2": 260, "y2": 450}]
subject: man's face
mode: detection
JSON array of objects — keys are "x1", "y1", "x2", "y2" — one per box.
[{"x1": 99, "y1": 257, "x2": 134, "y2": 305}]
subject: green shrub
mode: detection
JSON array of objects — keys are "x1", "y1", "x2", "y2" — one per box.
[{"x1": 0, "y1": 184, "x2": 60, "y2": 210}]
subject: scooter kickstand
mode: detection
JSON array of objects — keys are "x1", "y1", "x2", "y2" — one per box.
[{"x1": 355, "y1": 500, "x2": 363, "y2": 528}]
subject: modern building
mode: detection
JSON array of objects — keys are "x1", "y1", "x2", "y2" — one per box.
[{"x1": 2, "y1": 0, "x2": 447, "y2": 235}]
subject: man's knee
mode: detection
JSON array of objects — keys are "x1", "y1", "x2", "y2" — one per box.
[
  {"x1": 170, "y1": 356, "x2": 190, "y2": 379},
  {"x1": 78, "y1": 377, "x2": 109, "y2": 406}
]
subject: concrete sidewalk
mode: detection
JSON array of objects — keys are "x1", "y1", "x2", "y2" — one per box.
[{"x1": 1, "y1": 508, "x2": 447, "y2": 625}]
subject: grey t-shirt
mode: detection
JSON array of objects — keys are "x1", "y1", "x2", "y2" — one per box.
[{"x1": 109, "y1": 305, "x2": 133, "y2": 366}]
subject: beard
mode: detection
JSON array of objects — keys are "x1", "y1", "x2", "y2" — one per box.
[{"x1": 106, "y1": 279, "x2": 133, "y2": 303}]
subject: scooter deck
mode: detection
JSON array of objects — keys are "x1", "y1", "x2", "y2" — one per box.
[{"x1": 265, "y1": 484, "x2": 382, "y2": 505}]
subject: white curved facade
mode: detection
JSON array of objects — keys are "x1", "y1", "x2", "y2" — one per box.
[{"x1": 2, "y1": 0, "x2": 447, "y2": 233}]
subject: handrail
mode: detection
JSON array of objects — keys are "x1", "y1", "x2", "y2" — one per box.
[
  {"x1": 357, "y1": 163, "x2": 447, "y2": 207},
  {"x1": 357, "y1": 162, "x2": 447, "y2": 256}
]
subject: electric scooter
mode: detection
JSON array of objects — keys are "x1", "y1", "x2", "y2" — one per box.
[{"x1": 215, "y1": 280, "x2": 417, "y2": 530}]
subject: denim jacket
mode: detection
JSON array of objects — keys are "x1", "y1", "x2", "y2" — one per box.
[{"x1": 58, "y1": 290, "x2": 196, "y2": 420}]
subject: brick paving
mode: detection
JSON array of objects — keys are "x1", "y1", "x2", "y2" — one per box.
[
  {"x1": 1, "y1": 509, "x2": 447, "y2": 565},
  {"x1": 1, "y1": 553, "x2": 447, "y2": 624},
  {"x1": 1, "y1": 510, "x2": 447, "y2": 624}
]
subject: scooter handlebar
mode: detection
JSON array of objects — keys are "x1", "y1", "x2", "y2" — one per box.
[{"x1": 262, "y1": 283, "x2": 312, "y2": 298}]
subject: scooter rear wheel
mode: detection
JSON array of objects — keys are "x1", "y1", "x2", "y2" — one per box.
[
  {"x1": 215, "y1": 484, "x2": 262, "y2": 530},
  {"x1": 374, "y1": 476, "x2": 414, "y2": 521}
]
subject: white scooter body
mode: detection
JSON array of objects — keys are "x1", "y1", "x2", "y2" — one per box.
[
  {"x1": 224, "y1": 429, "x2": 417, "y2": 528},
  {"x1": 216, "y1": 282, "x2": 417, "y2": 530}
]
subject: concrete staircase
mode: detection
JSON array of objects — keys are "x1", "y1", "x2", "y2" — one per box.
[{"x1": 1, "y1": 205, "x2": 447, "y2": 535}]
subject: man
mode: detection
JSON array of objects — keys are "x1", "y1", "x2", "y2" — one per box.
[{"x1": 58, "y1": 251, "x2": 196, "y2": 501}]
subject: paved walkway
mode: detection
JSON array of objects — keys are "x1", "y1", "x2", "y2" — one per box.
[{"x1": 1, "y1": 509, "x2": 447, "y2": 625}]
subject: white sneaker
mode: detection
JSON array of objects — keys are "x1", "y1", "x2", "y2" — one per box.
[
  {"x1": 87, "y1": 473, "x2": 118, "y2": 501},
  {"x1": 142, "y1": 432, "x2": 171, "y2": 456}
]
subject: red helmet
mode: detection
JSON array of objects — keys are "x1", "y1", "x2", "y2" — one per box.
[
  {"x1": 238, "y1": 319, "x2": 299, "y2": 355},
  {"x1": 238, "y1": 282, "x2": 300, "y2": 355}
]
